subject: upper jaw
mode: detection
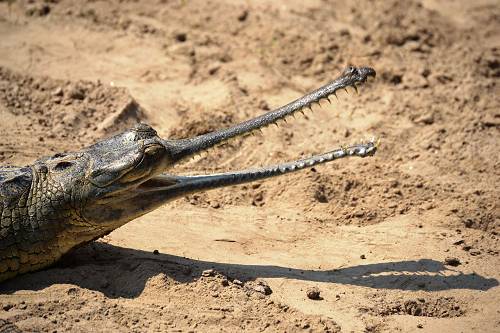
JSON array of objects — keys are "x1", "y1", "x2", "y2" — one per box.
[{"x1": 159, "y1": 65, "x2": 376, "y2": 164}]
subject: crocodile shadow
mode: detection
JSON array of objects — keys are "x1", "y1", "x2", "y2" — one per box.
[{"x1": 1, "y1": 242, "x2": 497, "y2": 298}]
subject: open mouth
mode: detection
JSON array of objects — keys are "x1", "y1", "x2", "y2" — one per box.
[
  {"x1": 136, "y1": 66, "x2": 378, "y2": 198},
  {"x1": 84, "y1": 66, "x2": 378, "y2": 228}
]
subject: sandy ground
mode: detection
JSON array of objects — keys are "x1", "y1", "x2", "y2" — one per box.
[{"x1": 0, "y1": 0, "x2": 499, "y2": 332}]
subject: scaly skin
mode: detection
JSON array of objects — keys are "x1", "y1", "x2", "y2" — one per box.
[{"x1": 0, "y1": 66, "x2": 377, "y2": 282}]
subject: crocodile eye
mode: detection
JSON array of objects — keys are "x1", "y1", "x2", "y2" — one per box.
[{"x1": 54, "y1": 161, "x2": 73, "y2": 171}]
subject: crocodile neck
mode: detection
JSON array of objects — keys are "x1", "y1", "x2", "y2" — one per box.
[{"x1": 0, "y1": 165, "x2": 107, "y2": 282}]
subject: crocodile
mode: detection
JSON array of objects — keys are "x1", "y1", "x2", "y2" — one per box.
[{"x1": 0, "y1": 66, "x2": 377, "y2": 282}]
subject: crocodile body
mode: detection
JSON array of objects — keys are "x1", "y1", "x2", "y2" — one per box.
[
  {"x1": 0, "y1": 158, "x2": 105, "y2": 281},
  {"x1": 0, "y1": 66, "x2": 377, "y2": 282}
]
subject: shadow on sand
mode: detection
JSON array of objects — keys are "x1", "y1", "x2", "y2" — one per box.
[{"x1": 1, "y1": 242, "x2": 498, "y2": 298}]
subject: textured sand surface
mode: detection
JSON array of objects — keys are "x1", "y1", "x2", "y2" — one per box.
[{"x1": 0, "y1": 0, "x2": 499, "y2": 332}]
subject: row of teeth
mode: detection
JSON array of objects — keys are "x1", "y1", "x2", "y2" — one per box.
[
  {"x1": 190, "y1": 134, "x2": 378, "y2": 175},
  {"x1": 248, "y1": 83, "x2": 362, "y2": 135},
  {"x1": 272, "y1": 139, "x2": 377, "y2": 174},
  {"x1": 191, "y1": 79, "x2": 370, "y2": 161}
]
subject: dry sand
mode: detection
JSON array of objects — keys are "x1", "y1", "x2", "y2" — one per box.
[{"x1": 0, "y1": 0, "x2": 499, "y2": 332}]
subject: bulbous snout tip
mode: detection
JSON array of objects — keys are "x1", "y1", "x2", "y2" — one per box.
[{"x1": 358, "y1": 66, "x2": 376, "y2": 78}]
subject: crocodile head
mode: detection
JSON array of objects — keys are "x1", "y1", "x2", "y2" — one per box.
[
  {"x1": 75, "y1": 66, "x2": 377, "y2": 230},
  {"x1": 79, "y1": 123, "x2": 175, "y2": 228},
  {"x1": 86, "y1": 123, "x2": 171, "y2": 190}
]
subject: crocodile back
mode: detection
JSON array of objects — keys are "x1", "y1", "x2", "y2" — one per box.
[
  {"x1": 0, "y1": 166, "x2": 34, "y2": 281},
  {"x1": 0, "y1": 165, "x2": 81, "y2": 281},
  {"x1": 0, "y1": 162, "x2": 102, "y2": 282},
  {"x1": 0, "y1": 166, "x2": 32, "y2": 207}
]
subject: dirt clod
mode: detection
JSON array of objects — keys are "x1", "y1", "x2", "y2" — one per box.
[
  {"x1": 251, "y1": 280, "x2": 272, "y2": 295},
  {"x1": 306, "y1": 287, "x2": 322, "y2": 300},
  {"x1": 373, "y1": 296, "x2": 465, "y2": 318}
]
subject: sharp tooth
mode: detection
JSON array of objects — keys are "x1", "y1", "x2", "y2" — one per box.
[
  {"x1": 352, "y1": 84, "x2": 359, "y2": 94},
  {"x1": 326, "y1": 97, "x2": 332, "y2": 104}
]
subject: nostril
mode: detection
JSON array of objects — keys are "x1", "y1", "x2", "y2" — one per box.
[
  {"x1": 343, "y1": 65, "x2": 357, "y2": 76},
  {"x1": 54, "y1": 161, "x2": 73, "y2": 171}
]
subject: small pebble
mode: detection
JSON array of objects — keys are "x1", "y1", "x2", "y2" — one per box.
[
  {"x1": 253, "y1": 281, "x2": 272, "y2": 295},
  {"x1": 201, "y1": 269, "x2": 215, "y2": 277},
  {"x1": 469, "y1": 250, "x2": 481, "y2": 256},
  {"x1": 51, "y1": 87, "x2": 63, "y2": 96},
  {"x1": 306, "y1": 287, "x2": 322, "y2": 300}
]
